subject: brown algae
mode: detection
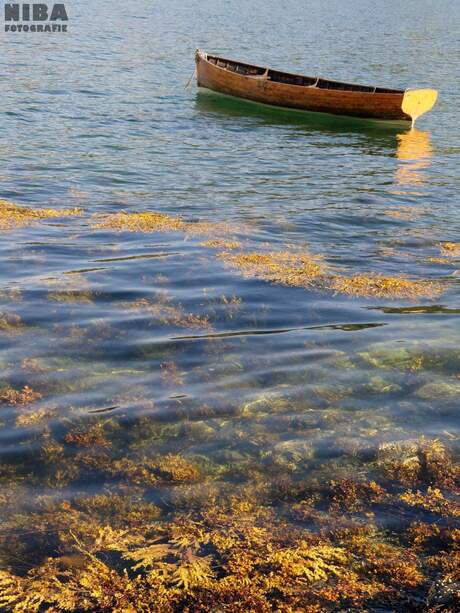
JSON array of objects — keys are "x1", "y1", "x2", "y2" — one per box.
[
  {"x1": 0, "y1": 432, "x2": 459, "y2": 611},
  {"x1": 218, "y1": 249, "x2": 444, "y2": 299},
  {"x1": 0, "y1": 199, "x2": 82, "y2": 230},
  {"x1": 200, "y1": 239, "x2": 242, "y2": 250},
  {"x1": 93, "y1": 211, "x2": 186, "y2": 233},
  {"x1": 439, "y1": 242, "x2": 460, "y2": 257},
  {"x1": 329, "y1": 272, "x2": 444, "y2": 299},
  {"x1": 0, "y1": 369, "x2": 459, "y2": 612},
  {"x1": 217, "y1": 250, "x2": 327, "y2": 288},
  {"x1": 128, "y1": 296, "x2": 212, "y2": 330},
  {"x1": 92, "y1": 210, "x2": 241, "y2": 239},
  {"x1": 91, "y1": 210, "x2": 447, "y2": 300}
]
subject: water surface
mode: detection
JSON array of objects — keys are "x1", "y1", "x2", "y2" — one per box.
[{"x1": 0, "y1": 1, "x2": 459, "y2": 610}]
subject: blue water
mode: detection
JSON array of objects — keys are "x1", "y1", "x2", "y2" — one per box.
[{"x1": 0, "y1": 0, "x2": 459, "y2": 606}]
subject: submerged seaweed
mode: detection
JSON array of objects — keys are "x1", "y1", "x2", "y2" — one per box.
[
  {"x1": 0, "y1": 202, "x2": 458, "y2": 612},
  {"x1": 0, "y1": 379, "x2": 458, "y2": 612}
]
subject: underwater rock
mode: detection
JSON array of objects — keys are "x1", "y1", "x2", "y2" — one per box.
[
  {"x1": 378, "y1": 437, "x2": 458, "y2": 489},
  {"x1": 416, "y1": 380, "x2": 460, "y2": 401},
  {"x1": 322, "y1": 351, "x2": 356, "y2": 370},
  {"x1": 311, "y1": 385, "x2": 350, "y2": 405},
  {"x1": 214, "y1": 449, "x2": 249, "y2": 464},
  {"x1": 0, "y1": 312, "x2": 24, "y2": 334},
  {"x1": 358, "y1": 344, "x2": 413, "y2": 370},
  {"x1": 419, "y1": 439, "x2": 459, "y2": 488},
  {"x1": 333, "y1": 436, "x2": 376, "y2": 461},
  {"x1": 427, "y1": 577, "x2": 460, "y2": 611},
  {"x1": 270, "y1": 439, "x2": 315, "y2": 471},
  {"x1": 377, "y1": 440, "x2": 421, "y2": 486},
  {"x1": 355, "y1": 376, "x2": 402, "y2": 395},
  {"x1": 179, "y1": 421, "x2": 216, "y2": 442},
  {"x1": 240, "y1": 393, "x2": 289, "y2": 417}
]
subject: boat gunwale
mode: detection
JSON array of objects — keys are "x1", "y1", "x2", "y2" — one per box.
[{"x1": 199, "y1": 51, "x2": 405, "y2": 96}]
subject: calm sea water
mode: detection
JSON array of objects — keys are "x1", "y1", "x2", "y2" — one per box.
[{"x1": 0, "y1": 0, "x2": 459, "y2": 607}]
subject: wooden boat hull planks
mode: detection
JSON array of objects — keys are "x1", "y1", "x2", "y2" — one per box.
[{"x1": 195, "y1": 50, "x2": 438, "y2": 124}]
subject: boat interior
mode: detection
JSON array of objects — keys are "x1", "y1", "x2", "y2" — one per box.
[{"x1": 207, "y1": 55, "x2": 402, "y2": 94}]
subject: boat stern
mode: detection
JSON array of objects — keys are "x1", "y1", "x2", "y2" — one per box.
[{"x1": 402, "y1": 89, "x2": 438, "y2": 126}]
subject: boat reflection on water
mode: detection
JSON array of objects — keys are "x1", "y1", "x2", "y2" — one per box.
[
  {"x1": 394, "y1": 128, "x2": 433, "y2": 188},
  {"x1": 195, "y1": 91, "x2": 434, "y2": 192},
  {"x1": 195, "y1": 89, "x2": 407, "y2": 136}
]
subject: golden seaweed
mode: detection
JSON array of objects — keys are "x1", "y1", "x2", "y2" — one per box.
[{"x1": 0, "y1": 199, "x2": 82, "y2": 230}]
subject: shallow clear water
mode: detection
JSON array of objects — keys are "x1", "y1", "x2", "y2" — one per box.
[{"x1": 0, "y1": 0, "x2": 459, "y2": 610}]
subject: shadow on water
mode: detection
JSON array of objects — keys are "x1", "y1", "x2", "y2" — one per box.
[
  {"x1": 368, "y1": 305, "x2": 460, "y2": 315},
  {"x1": 195, "y1": 89, "x2": 410, "y2": 139}
]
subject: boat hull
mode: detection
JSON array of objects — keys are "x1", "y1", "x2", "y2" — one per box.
[
  {"x1": 197, "y1": 87, "x2": 410, "y2": 126},
  {"x1": 196, "y1": 51, "x2": 437, "y2": 123}
]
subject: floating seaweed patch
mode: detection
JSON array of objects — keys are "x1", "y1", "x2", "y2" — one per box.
[
  {"x1": 91, "y1": 211, "x2": 447, "y2": 300},
  {"x1": 384, "y1": 206, "x2": 421, "y2": 221},
  {"x1": 218, "y1": 294, "x2": 242, "y2": 319},
  {"x1": 217, "y1": 249, "x2": 445, "y2": 299},
  {"x1": 48, "y1": 289, "x2": 94, "y2": 304},
  {"x1": 439, "y1": 242, "x2": 460, "y2": 258},
  {"x1": 93, "y1": 211, "x2": 186, "y2": 233},
  {"x1": 200, "y1": 239, "x2": 242, "y2": 250},
  {"x1": 329, "y1": 272, "x2": 444, "y2": 299},
  {"x1": 427, "y1": 241, "x2": 460, "y2": 265},
  {"x1": 0, "y1": 199, "x2": 82, "y2": 230},
  {"x1": 92, "y1": 210, "x2": 242, "y2": 239},
  {"x1": 217, "y1": 250, "x2": 327, "y2": 287}
]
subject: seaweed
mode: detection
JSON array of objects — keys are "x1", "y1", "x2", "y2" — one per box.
[
  {"x1": 329, "y1": 272, "x2": 443, "y2": 299},
  {"x1": 0, "y1": 199, "x2": 82, "y2": 230},
  {"x1": 0, "y1": 204, "x2": 459, "y2": 612},
  {"x1": 92, "y1": 211, "x2": 241, "y2": 240},
  {"x1": 218, "y1": 249, "x2": 444, "y2": 299},
  {"x1": 0, "y1": 385, "x2": 42, "y2": 406}
]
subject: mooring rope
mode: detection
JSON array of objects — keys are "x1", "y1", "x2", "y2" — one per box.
[{"x1": 185, "y1": 68, "x2": 197, "y2": 89}]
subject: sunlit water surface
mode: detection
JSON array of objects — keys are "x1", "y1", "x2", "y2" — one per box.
[{"x1": 0, "y1": 0, "x2": 459, "y2": 610}]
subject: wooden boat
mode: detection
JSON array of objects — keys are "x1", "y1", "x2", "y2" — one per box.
[{"x1": 195, "y1": 50, "x2": 438, "y2": 125}]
